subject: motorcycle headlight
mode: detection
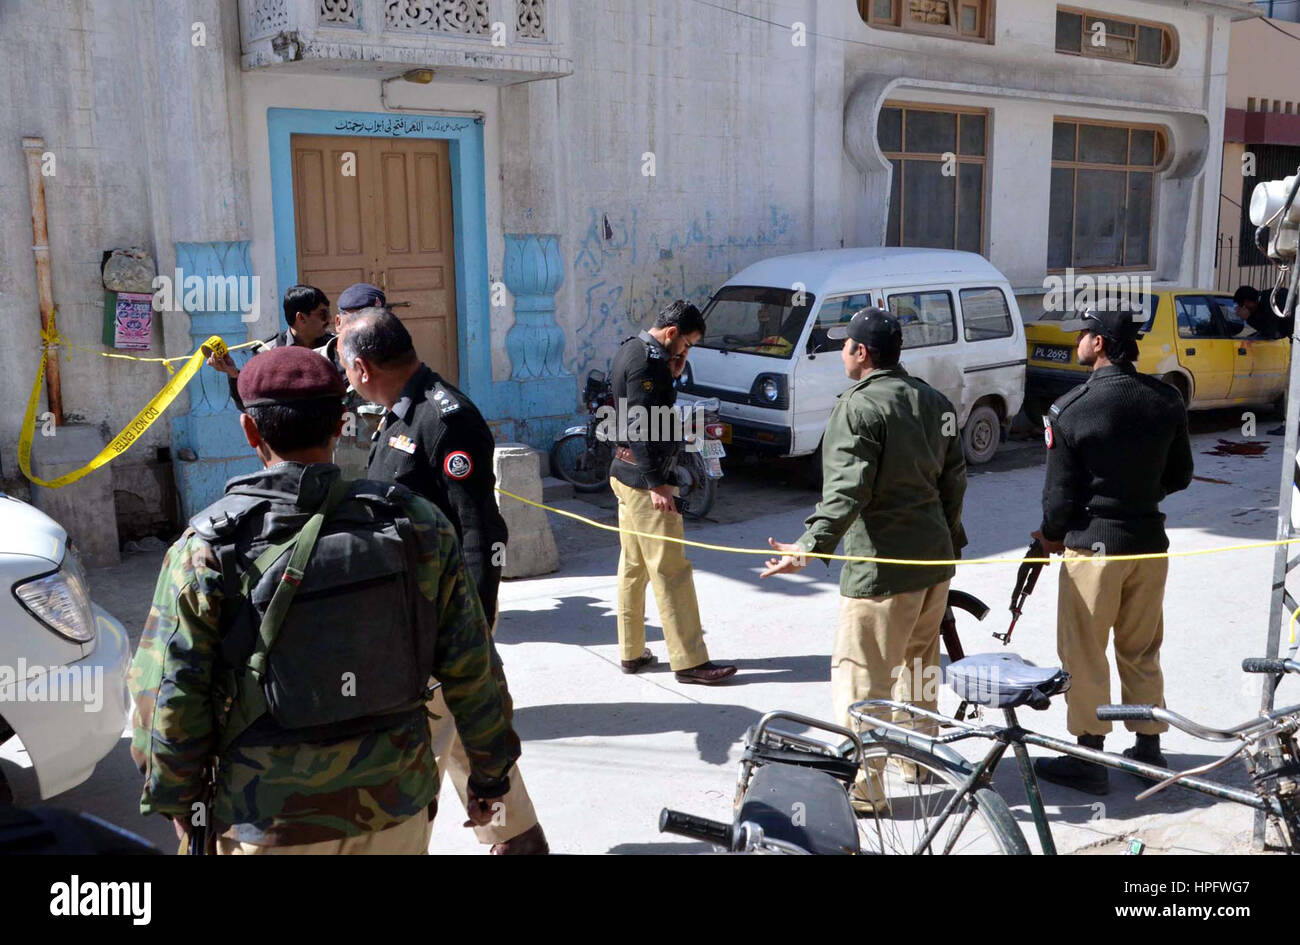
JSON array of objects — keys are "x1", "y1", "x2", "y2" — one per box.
[{"x1": 14, "y1": 552, "x2": 96, "y2": 643}]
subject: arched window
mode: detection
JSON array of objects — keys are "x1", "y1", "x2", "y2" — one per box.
[{"x1": 1055, "y1": 8, "x2": 1178, "y2": 68}]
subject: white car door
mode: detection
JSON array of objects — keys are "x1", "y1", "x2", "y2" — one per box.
[
  {"x1": 791, "y1": 291, "x2": 876, "y2": 455},
  {"x1": 885, "y1": 286, "x2": 964, "y2": 413}
]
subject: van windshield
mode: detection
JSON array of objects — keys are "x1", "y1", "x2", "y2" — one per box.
[{"x1": 697, "y1": 286, "x2": 816, "y2": 359}]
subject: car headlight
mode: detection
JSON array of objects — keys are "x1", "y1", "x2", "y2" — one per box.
[
  {"x1": 13, "y1": 552, "x2": 96, "y2": 643},
  {"x1": 759, "y1": 377, "x2": 779, "y2": 402}
]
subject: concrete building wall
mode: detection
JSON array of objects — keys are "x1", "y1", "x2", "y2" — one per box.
[
  {"x1": 0, "y1": 0, "x2": 247, "y2": 539},
  {"x1": 550, "y1": 0, "x2": 818, "y2": 383}
]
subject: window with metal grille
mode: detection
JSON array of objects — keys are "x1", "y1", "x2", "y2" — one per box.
[
  {"x1": 1048, "y1": 119, "x2": 1166, "y2": 271},
  {"x1": 879, "y1": 103, "x2": 988, "y2": 253}
]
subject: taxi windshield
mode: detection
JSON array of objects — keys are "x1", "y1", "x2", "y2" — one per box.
[{"x1": 697, "y1": 286, "x2": 815, "y2": 359}]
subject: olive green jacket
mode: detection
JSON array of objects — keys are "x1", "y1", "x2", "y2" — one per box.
[{"x1": 796, "y1": 366, "x2": 968, "y2": 598}]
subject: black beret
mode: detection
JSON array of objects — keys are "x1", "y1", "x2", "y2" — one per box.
[
  {"x1": 237, "y1": 345, "x2": 346, "y2": 407},
  {"x1": 337, "y1": 282, "x2": 386, "y2": 311}
]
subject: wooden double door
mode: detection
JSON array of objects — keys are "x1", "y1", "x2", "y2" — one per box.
[{"x1": 290, "y1": 134, "x2": 459, "y2": 381}]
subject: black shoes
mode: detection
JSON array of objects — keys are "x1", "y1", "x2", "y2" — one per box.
[
  {"x1": 1121, "y1": 733, "x2": 1168, "y2": 779},
  {"x1": 1034, "y1": 734, "x2": 1110, "y2": 795}
]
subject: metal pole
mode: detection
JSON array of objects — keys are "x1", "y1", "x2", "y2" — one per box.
[
  {"x1": 22, "y1": 135, "x2": 63, "y2": 425},
  {"x1": 1256, "y1": 183, "x2": 1300, "y2": 847}
]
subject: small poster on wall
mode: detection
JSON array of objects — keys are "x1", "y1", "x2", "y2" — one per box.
[{"x1": 108, "y1": 291, "x2": 153, "y2": 350}]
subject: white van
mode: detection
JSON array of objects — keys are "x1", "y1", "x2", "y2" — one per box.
[{"x1": 677, "y1": 247, "x2": 1026, "y2": 465}]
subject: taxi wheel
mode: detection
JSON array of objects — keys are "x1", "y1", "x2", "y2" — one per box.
[{"x1": 962, "y1": 404, "x2": 1001, "y2": 465}]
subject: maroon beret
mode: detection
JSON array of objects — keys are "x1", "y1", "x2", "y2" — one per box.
[{"x1": 237, "y1": 345, "x2": 345, "y2": 407}]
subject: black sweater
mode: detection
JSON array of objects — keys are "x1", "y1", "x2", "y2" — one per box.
[{"x1": 1041, "y1": 363, "x2": 1194, "y2": 554}]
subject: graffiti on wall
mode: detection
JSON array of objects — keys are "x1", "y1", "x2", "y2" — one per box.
[{"x1": 567, "y1": 204, "x2": 797, "y2": 379}]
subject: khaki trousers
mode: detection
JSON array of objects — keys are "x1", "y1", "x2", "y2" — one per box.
[
  {"x1": 1057, "y1": 549, "x2": 1169, "y2": 737},
  {"x1": 427, "y1": 683, "x2": 539, "y2": 845},
  {"x1": 611, "y1": 477, "x2": 710, "y2": 671},
  {"x1": 215, "y1": 808, "x2": 431, "y2": 855},
  {"x1": 832, "y1": 581, "x2": 949, "y2": 801}
]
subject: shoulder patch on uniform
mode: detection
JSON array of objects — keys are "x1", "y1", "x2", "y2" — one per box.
[
  {"x1": 432, "y1": 384, "x2": 462, "y2": 416},
  {"x1": 641, "y1": 379, "x2": 654, "y2": 391},
  {"x1": 1048, "y1": 384, "x2": 1088, "y2": 420},
  {"x1": 444, "y1": 450, "x2": 473, "y2": 480}
]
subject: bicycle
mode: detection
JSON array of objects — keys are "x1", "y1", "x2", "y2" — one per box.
[{"x1": 844, "y1": 653, "x2": 1300, "y2": 854}]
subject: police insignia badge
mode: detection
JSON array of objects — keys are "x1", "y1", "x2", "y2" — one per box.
[
  {"x1": 388, "y1": 433, "x2": 417, "y2": 454},
  {"x1": 444, "y1": 450, "x2": 473, "y2": 480}
]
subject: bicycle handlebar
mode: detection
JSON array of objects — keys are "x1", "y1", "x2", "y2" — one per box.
[
  {"x1": 659, "y1": 808, "x2": 733, "y2": 847},
  {"x1": 1097, "y1": 704, "x2": 1154, "y2": 722},
  {"x1": 1242, "y1": 657, "x2": 1300, "y2": 675}
]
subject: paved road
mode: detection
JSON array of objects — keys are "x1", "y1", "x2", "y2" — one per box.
[{"x1": 4, "y1": 410, "x2": 1290, "y2": 854}]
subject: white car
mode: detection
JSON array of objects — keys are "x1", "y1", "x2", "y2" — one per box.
[
  {"x1": 678, "y1": 248, "x2": 1027, "y2": 465},
  {"x1": 0, "y1": 493, "x2": 130, "y2": 802}
]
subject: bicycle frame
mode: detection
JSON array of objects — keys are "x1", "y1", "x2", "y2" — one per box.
[{"x1": 850, "y1": 699, "x2": 1299, "y2": 855}]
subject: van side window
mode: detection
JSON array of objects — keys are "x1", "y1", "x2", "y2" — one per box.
[
  {"x1": 888, "y1": 290, "x2": 957, "y2": 348},
  {"x1": 808, "y1": 293, "x2": 872, "y2": 353},
  {"x1": 960, "y1": 287, "x2": 1014, "y2": 341}
]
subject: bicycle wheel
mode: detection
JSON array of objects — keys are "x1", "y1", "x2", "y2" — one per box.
[{"x1": 854, "y1": 737, "x2": 1029, "y2": 855}]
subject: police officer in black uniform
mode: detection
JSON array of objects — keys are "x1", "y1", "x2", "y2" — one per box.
[
  {"x1": 337, "y1": 304, "x2": 547, "y2": 854},
  {"x1": 608, "y1": 300, "x2": 735, "y2": 685},
  {"x1": 1031, "y1": 308, "x2": 1194, "y2": 795}
]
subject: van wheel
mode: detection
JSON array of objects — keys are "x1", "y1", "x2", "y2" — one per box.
[
  {"x1": 962, "y1": 404, "x2": 1001, "y2": 465},
  {"x1": 1162, "y1": 373, "x2": 1190, "y2": 408}
]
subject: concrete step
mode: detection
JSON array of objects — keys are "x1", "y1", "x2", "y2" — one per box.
[{"x1": 542, "y1": 476, "x2": 575, "y2": 504}]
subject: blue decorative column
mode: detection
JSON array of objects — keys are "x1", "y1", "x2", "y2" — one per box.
[
  {"x1": 170, "y1": 240, "x2": 260, "y2": 520},
  {"x1": 504, "y1": 234, "x2": 567, "y2": 378},
  {"x1": 493, "y1": 234, "x2": 575, "y2": 444}
]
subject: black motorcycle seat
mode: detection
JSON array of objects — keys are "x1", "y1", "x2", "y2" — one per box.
[
  {"x1": 946, "y1": 653, "x2": 1071, "y2": 710},
  {"x1": 737, "y1": 764, "x2": 859, "y2": 855}
]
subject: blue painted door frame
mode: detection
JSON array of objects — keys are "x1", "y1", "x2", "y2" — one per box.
[{"x1": 266, "y1": 108, "x2": 493, "y2": 409}]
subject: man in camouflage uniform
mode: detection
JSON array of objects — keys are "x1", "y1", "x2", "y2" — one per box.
[{"x1": 129, "y1": 346, "x2": 520, "y2": 854}]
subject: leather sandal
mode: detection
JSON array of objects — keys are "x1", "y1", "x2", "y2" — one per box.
[
  {"x1": 621, "y1": 649, "x2": 657, "y2": 674},
  {"x1": 674, "y1": 661, "x2": 737, "y2": 685}
]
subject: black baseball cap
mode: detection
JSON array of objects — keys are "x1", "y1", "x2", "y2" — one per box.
[
  {"x1": 827, "y1": 307, "x2": 903, "y2": 349},
  {"x1": 1060, "y1": 308, "x2": 1142, "y2": 342},
  {"x1": 337, "y1": 282, "x2": 386, "y2": 312}
]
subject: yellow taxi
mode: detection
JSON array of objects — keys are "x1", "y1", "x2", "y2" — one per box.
[{"x1": 1024, "y1": 287, "x2": 1290, "y2": 422}]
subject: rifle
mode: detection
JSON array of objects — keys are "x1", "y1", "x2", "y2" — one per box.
[
  {"x1": 187, "y1": 761, "x2": 218, "y2": 856},
  {"x1": 994, "y1": 538, "x2": 1045, "y2": 645},
  {"x1": 943, "y1": 590, "x2": 990, "y2": 722}
]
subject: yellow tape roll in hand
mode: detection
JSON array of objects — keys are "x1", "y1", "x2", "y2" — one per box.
[{"x1": 18, "y1": 335, "x2": 228, "y2": 490}]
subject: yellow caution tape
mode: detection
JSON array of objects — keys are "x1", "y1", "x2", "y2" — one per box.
[
  {"x1": 494, "y1": 487, "x2": 1300, "y2": 566},
  {"x1": 19, "y1": 334, "x2": 232, "y2": 489}
]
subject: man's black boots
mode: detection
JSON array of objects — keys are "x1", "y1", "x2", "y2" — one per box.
[
  {"x1": 1033, "y1": 734, "x2": 1109, "y2": 795},
  {"x1": 1122, "y1": 733, "x2": 1168, "y2": 775}
]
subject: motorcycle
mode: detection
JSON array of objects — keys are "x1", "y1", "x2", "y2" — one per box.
[
  {"x1": 675, "y1": 396, "x2": 725, "y2": 520},
  {"x1": 549, "y1": 370, "x2": 614, "y2": 493},
  {"x1": 549, "y1": 373, "x2": 726, "y2": 520}
]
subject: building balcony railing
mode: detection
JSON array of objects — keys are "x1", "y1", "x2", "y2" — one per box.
[{"x1": 240, "y1": 0, "x2": 571, "y2": 83}]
